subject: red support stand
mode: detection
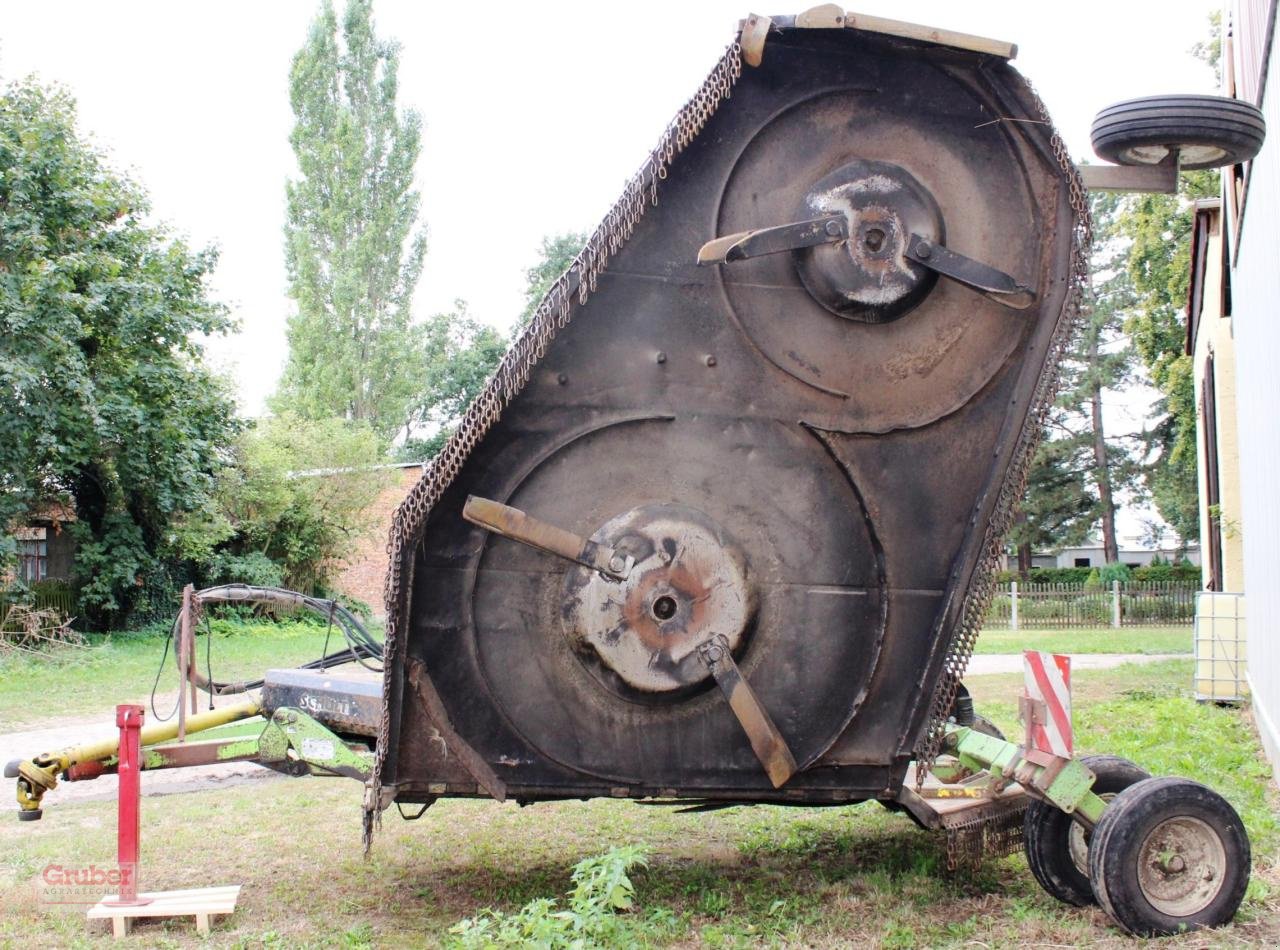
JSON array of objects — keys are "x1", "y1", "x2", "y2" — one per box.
[{"x1": 104, "y1": 704, "x2": 150, "y2": 908}]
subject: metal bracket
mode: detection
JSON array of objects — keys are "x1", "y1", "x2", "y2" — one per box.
[
  {"x1": 696, "y1": 215, "x2": 847, "y2": 266},
  {"x1": 943, "y1": 724, "x2": 1106, "y2": 828},
  {"x1": 1077, "y1": 162, "x2": 1179, "y2": 194},
  {"x1": 405, "y1": 659, "x2": 507, "y2": 803},
  {"x1": 697, "y1": 634, "x2": 798, "y2": 788},
  {"x1": 463, "y1": 495, "x2": 634, "y2": 581},
  {"x1": 906, "y1": 234, "x2": 1035, "y2": 309},
  {"x1": 740, "y1": 14, "x2": 773, "y2": 67}
]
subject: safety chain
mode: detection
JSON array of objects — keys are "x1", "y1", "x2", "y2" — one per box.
[
  {"x1": 914, "y1": 77, "x2": 1093, "y2": 777},
  {"x1": 363, "y1": 41, "x2": 744, "y2": 848}
]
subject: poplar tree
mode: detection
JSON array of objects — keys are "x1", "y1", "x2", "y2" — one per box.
[{"x1": 275, "y1": 0, "x2": 427, "y2": 445}]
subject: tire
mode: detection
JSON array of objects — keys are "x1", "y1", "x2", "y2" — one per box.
[
  {"x1": 971, "y1": 714, "x2": 1004, "y2": 741},
  {"x1": 1023, "y1": 755, "x2": 1150, "y2": 906},
  {"x1": 1091, "y1": 95, "x2": 1265, "y2": 170},
  {"x1": 1089, "y1": 776, "x2": 1251, "y2": 936}
]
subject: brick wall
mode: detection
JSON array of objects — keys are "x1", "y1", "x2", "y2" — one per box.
[{"x1": 332, "y1": 464, "x2": 424, "y2": 616}]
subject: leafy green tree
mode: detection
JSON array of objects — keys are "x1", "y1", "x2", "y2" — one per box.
[
  {"x1": 395, "y1": 230, "x2": 586, "y2": 463},
  {"x1": 1014, "y1": 193, "x2": 1142, "y2": 569},
  {"x1": 1057, "y1": 191, "x2": 1144, "y2": 562},
  {"x1": 214, "y1": 414, "x2": 389, "y2": 593},
  {"x1": 0, "y1": 78, "x2": 241, "y2": 626},
  {"x1": 517, "y1": 232, "x2": 587, "y2": 329},
  {"x1": 1118, "y1": 170, "x2": 1216, "y2": 543},
  {"x1": 1009, "y1": 438, "x2": 1097, "y2": 576},
  {"x1": 395, "y1": 301, "x2": 507, "y2": 461},
  {"x1": 274, "y1": 0, "x2": 428, "y2": 445}
]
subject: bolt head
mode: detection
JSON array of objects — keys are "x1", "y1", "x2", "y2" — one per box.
[
  {"x1": 824, "y1": 219, "x2": 842, "y2": 237},
  {"x1": 914, "y1": 241, "x2": 932, "y2": 259},
  {"x1": 704, "y1": 355, "x2": 717, "y2": 367}
]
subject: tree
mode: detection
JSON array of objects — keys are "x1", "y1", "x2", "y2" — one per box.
[
  {"x1": 1058, "y1": 191, "x2": 1143, "y2": 562},
  {"x1": 274, "y1": 0, "x2": 428, "y2": 445},
  {"x1": 1108, "y1": 13, "x2": 1225, "y2": 546},
  {"x1": 394, "y1": 231, "x2": 587, "y2": 462},
  {"x1": 1013, "y1": 193, "x2": 1142, "y2": 570},
  {"x1": 214, "y1": 414, "x2": 389, "y2": 593},
  {"x1": 1009, "y1": 438, "x2": 1097, "y2": 576},
  {"x1": 1117, "y1": 170, "x2": 1216, "y2": 544},
  {"x1": 517, "y1": 232, "x2": 587, "y2": 329},
  {"x1": 0, "y1": 78, "x2": 241, "y2": 626},
  {"x1": 394, "y1": 301, "x2": 507, "y2": 461}
]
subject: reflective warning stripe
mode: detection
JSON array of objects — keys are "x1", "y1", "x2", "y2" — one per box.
[{"x1": 1024, "y1": 650, "x2": 1072, "y2": 757}]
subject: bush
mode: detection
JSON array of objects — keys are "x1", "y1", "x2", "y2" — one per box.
[
  {"x1": 994, "y1": 566, "x2": 1103, "y2": 585},
  {"x1": 207, "y1": 552, "x2": 285, "y2": 589},
  {"x1": 1097, "y1": 561, "x2": 1132, "y2": 585},
  {"x1": 1132, "y1": 562, "x2": 1200, "y2": 584},
  {"x1": 448, "y1": 845, "x2": 650, "y2": 948}
]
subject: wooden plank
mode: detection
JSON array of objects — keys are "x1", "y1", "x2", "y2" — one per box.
[
  {"x1": 87, "y1": 884, "x2": 241, "y2": 936},
  {"x1": 843, "y1": 12, "x2": 1017, "y2": 60}
]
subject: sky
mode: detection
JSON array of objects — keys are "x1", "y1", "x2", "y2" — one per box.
[{"x1": 1, "y1": 1, "x2": 1220, "y2": 545}]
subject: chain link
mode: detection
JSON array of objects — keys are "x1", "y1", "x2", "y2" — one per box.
[
  {"x1": 363, "y1": 42, "x2": 743, "y2": 848},
  {"x1": 361, "y1": 42, "x2": 1089, "y2": 845},
  {"x1": 913, "y1": 78, "x2": 1092, "y2": 778}
]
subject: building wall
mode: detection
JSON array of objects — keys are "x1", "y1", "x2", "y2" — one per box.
[
  {"x1": 1052, "y1": 545, "x2": 1201, "y2": 569},
  {"x1": 331, "y1": 464, "x2": 424, "y2": 615},
  {"x1": 1193, "y1": 206, "x2": 1248, "y2": 593},
  {"x1": 1228, "y1": 0, "x2": 1280, "y2": 778}
]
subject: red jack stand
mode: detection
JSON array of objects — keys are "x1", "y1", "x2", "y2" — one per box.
[
  {"x1": 86, "y1": 704, "x2": 241, "y2": 938},
  {"x1": 102, "y1": 704, "x2": 150, "y2": 909}
]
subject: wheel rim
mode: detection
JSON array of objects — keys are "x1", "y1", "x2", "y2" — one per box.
[
  {"x1": 1117, "y1": 143, "x2": 1228, "y2": 167},
  {"x1": 1068, "y1": 792, "x2": 1118, "y2": 876},
  {"x1": 1136, "y1": 816, "x2": 1228, "y2": 917}
]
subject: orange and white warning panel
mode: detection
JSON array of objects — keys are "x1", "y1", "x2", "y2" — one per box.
[{"x1": 1023, "y1": 651, "x2": 1072, "y2": 758}]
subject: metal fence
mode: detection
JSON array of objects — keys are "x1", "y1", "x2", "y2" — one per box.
[{"x1": 986, "y1": 581, "x2": 1197, "y2": 629}]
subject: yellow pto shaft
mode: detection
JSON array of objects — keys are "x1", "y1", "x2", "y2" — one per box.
[{"x1": 8, "y1": 698, "x2": 261, "y2": 819}]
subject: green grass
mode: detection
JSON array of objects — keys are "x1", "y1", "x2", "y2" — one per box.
[
  {"x1": 0, "y1": 620, "x2": 356, "y2": 728},
  {"x1": 0, "y1": 623, "x2": 1193, "y2": 731},
  {"x1": 974, "y1": 625, "x2": 1191, "y2": 656},
  {"x1": 1, "y1": 659, "x2": 1275, "y2": 947}
]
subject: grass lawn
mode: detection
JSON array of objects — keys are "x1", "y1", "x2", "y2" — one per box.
[
  {"x1": 1, "y1": 659, "x2": 1276, "y2": 947},
  {"x1": 974, "y1": 625, "x2": 1191, "y2": 656},
  {"x1": 0, "y1": 620, "x2": 361, "y2": 729}
]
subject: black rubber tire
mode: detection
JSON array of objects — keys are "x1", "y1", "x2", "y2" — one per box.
[
  {"x1": 1091, "y1": 95, "x2": 1265, "y2": 170},
  {"x1": 1023, "y1": 755, "x2": 1150, "y2": 906},
  {"x1": 1089, "y1": 776, "x2": 1251, "y2": 936},
  {"x1": 971, "y1": 714, "x2": 1004, "y2": 741}
]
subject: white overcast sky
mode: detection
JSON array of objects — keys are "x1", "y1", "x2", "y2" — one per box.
[{"x1": 2, "y1": 1, "x2": 1218, "y2": 543}]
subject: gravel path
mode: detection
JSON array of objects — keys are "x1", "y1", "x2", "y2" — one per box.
[{"x1": 1, "y1": 701, "x2": 281, "y2": 815}]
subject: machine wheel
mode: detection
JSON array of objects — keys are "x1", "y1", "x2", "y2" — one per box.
[
  {"x1": 971, "y1": 714, "x2": 1004, "y2": 741},
  {"x1": 1023, "y1": 755, "x2": 1149, "y2": 906},
  {"x1": 1088, "y1": 777, "x2": 1250, "y2": 936},
  {"x1": 1091, "y1": 95, "x2": 1265, "y2": 170}
]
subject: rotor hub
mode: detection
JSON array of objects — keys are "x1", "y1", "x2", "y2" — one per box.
[
  {"x1": 796, "y1": 158, "x2": 944, "y2": 323},
  {"x1": 562, "y1": 505, "x2": 754, "y2": 693}
]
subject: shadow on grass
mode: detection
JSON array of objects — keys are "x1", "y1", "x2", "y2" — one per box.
[{"x1": 366, "y1": 808, "x2": 1013, "y2": 942}]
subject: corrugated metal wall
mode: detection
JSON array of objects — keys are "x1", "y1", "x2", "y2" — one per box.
[
  {"x1": 1235, "y1": 0, "x2": 1276, "y2": 103},
  {"x1": 1229, "y1": 0, "x2": 1280, "y2": 777}
]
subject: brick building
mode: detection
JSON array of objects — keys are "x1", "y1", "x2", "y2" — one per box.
[{"x1": 331, "y1": 461, "x2": 425, "y2": 615}]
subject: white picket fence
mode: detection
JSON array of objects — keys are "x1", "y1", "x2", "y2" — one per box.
[{"x1": 986, "y1": 581, "x2": 1196, "y2": 629}]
